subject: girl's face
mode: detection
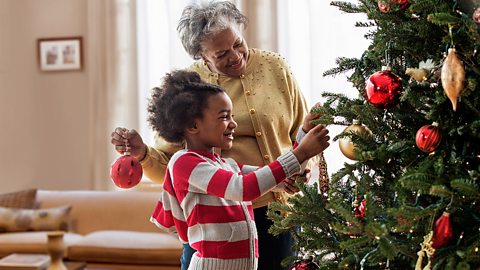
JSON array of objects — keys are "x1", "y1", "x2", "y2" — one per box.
[
  {"x1": 200, "y1": 24, "x2": 249, "y2": 77},
  {"x1": 190, "y1": 92, "x2": 237, "y2": 152}
]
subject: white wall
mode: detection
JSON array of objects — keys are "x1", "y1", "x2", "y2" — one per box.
[{"x1": 0, "y1": 0, "x2": 93, "y2": 192}]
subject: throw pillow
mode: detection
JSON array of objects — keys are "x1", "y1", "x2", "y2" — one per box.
[
  {"x1": 0, "y1": 205, "x2": 72, "y2": 233},
  {"x1": 0, "y1": 189, "x2": 37, "y2": 209}
]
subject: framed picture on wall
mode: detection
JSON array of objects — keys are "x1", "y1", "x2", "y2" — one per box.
[{"x1": 37, "y1": 36, "x2": 82, "y2": 71}]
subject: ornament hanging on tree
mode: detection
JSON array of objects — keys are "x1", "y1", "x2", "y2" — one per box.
[
  {"x1": 288, "y1": 256, "x2": 320, "y2": 270},
  {"x1": 405, "y1": 59, "x2": 435, "y2": 82},
  {"x1": 441, "y1": 48, "x2": 465, "y2": 111},
  {"x1": 378, "y1": 1, "x2": 390, "y2": 13},
  {"x1": 431, "y1": 212, "x2": 453, "y2": 249},
  {"x1": 415, "y1": 123, "x2": 442, "y2": 153},
  {"x1": 405, "y1": 67, "x2": 427, "y2": 82},
  {"x1": 353, "y1": 198, "x2": 366, "y2": 218},
  {"x1": 110, "y1": 138, "x2": 143, "y2": 189},
  {"x1": 415, "y1": 231, "x2": 435, "y2": 270},
  {"x1": 365, "y1": 69, "x2": 403, "y2": 109},
  {"x1": 339, "y1": 120, "x2": 372, "y2": 160},
  {"x1": 378, "y1": 0, "x2": 409, "y2": 13},
  {"x1": 473, "y1": 7, "x2": 480, "y2": 23}
]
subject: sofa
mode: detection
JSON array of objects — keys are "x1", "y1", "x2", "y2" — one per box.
[{"x1": 0, "y1": 189, "x2": 182, "y2": 270}]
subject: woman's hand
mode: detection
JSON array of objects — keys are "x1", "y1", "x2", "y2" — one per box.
[
  {"x1": 110, "y1": 127, "x2": 147, "y2": 161},
  {"x1": 302, "y1": 102, "x2": 322, "y2": 132}
]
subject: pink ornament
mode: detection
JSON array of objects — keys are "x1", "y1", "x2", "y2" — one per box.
[
  {"x1": 415, "y1": 123, "x2": 442, "y2": 153},
  {"x1": 365, "y1": 70, "x2": 403, "y2": 109},
  {"x1": 110, "y1": 155, "x2": 143, "y2": 188},
  {"x1": 473, "y1": 7, "x2": 480, "y2": 24},
  {"x1": 378, "y1": 1, "x2": 390, "y2": 13}
]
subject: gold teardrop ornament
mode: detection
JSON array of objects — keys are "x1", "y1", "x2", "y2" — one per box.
[{"x1": 441, "y1": 48, "x2": 465, "y2": 111}]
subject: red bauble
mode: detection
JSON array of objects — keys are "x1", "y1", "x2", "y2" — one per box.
[
  {"x1": 110, "y1": 155, "x2": 143, "y2": 188},
  {"x1": 365, "y1": 70, "x2": 403, "y2": 109},
  {"x1": 288, "y1": 258, "x2": 320, "y2": 270},
  {"x1": 431, "y1": 212, "x2": 453, "y2": 249},
  {"x1": 354, "y1": 199, "x2": 366, "y2": 218},
  {"x1": 392, "y1": 0, "x2": 409, "y2": 9},
  {"x1": 378, "y1": 0, "x2": 409, "y2": 13},
  {"x1": 415, "y1": 123, "x2": 442, "y2": 153}
]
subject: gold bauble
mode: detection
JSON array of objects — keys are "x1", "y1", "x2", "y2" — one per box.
[
  {"x1": 339, "y1": 120, "x2": 372, "y2": 160},
  {"x1": 441, "y1": 48, "x2": 465, "y2": 111}
]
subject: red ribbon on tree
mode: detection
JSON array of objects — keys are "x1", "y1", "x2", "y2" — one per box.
[{"x1": 431, "y1": 212, "x2": 453, "y2": 249}]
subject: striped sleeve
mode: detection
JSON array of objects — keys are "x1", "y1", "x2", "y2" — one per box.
[
  {"x1": 237, "y1": 163, "x2": 258, "y2": 174},
  {"x1": 173, "y1": 151, "x2": 300, "y2": 202},
  {"x1": 150, "y1": 170, "x2": 188, "y2": 242}
]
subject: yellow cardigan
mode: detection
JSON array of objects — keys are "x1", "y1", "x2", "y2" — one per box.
[{"x1": 140, "y1": 48, "x2": 308, "y2": 208}]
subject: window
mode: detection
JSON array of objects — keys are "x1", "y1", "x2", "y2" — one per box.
[{"x1": 136, "y1": 0, "x2": 370, "y2": 177}]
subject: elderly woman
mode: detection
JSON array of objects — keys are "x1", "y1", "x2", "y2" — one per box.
[{"x1": 111, "y1": 1, "x2": 321, "y2": 270}]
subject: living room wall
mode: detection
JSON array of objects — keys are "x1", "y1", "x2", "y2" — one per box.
[{"x1": 0, "y1": 0, "x2": 97, "y2": 192}]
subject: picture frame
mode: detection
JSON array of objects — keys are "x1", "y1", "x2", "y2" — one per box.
[{"x1": 37, "y1": 36, "x2": 83, "y2": 71}]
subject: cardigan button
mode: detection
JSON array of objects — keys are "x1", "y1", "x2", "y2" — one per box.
[
  {"x1": 263, "y1": 155, "x2": 270, "y2": 160},
  {"x1": 240, "y1": 74, "x2": 245, "y2": 79},
  {"x1": 256, "y1": 132, "x2": 262, "y2": 137},
  {"x1": 249, "y1": 109, "x2": 256, "y2": 114},
  {"x1": 245, "y1": 91, "x2": 251, "y2": 95}
]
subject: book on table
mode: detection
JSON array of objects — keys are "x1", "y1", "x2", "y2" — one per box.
[{"x1": 0, "y1": 253, "x2": 50, "y2": 270}]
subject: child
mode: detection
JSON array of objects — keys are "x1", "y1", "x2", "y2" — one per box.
[{"x1": 148, "y1": 70, "x2": 329, "y2": 270}]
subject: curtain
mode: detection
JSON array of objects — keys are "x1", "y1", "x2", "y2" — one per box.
[{"x1": 87, "y1": 0, "x2": 138, "y2": 190}]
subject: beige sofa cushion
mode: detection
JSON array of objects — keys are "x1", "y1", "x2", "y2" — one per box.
[
  {"x1": 0, "y1": 231, "x2": 83, "y2": 257},
  {"x1": 37, "y1": 190, "x2": 162, "y2": 235},
  {"x1": 68, "y1": 230, "x2": 182, "y2": 265},
  {"x1": 0, "y1": 205, "x2": 72, "y2": 232}
]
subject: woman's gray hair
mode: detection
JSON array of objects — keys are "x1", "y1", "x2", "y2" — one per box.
[{"x1": 177, "y1": 1, "x2": 248, "y2": 60}]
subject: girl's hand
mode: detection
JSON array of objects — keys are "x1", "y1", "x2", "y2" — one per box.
[
  {"x1": 292, "y1": 124, "x2": 330, "y2": 163},
  {"x1": 272, "y1": 169, "x2": 310, "y2": 194}
]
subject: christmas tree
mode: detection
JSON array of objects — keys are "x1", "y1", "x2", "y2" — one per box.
[{"x1": 268, "y1": 0, "x2": 480, "y2": 269}]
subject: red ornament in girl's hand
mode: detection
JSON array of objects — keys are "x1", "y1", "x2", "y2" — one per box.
[
  {"x1": 365, "y1": 70, "x2": 403, "y2": 109},
  {"x1": 415, "y1": 123, "x2": 442, "y2": 153},
  {"x1": 110, "y1": 155, "x2": 143, "y2": 188}
]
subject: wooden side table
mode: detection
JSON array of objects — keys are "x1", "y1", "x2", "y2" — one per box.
[{"x1": 0, "y1": 254, "x2": 86, "y2": 270}]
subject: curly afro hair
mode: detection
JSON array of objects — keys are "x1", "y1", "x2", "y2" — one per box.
[{"x1": 147, "y1": 70, "x2": 225, "y2": 143}]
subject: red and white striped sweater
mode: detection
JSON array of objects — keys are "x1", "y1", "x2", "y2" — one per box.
[{"x1": 150, "y1": 148, "x2": 302, "y2": 270}]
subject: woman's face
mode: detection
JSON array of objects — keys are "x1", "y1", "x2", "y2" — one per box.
[{"x1": 200, "y1": 25, "x2": 249, "y2": 77}]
